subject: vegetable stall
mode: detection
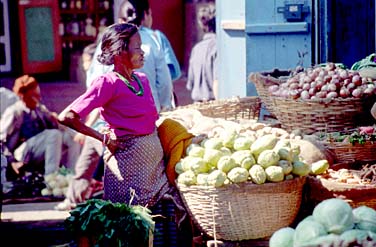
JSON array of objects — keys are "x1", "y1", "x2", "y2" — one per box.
[{"x1": 155, "y1": 54, "x2": 376, "y2": 246}]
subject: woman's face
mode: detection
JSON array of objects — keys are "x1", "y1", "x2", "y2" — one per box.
[
  {"x1": 118, "y1": 32, "x2": 144, "y2": 70},
  {"x1": 21, "y1": 86, "x2": 41, "y2": 109}
]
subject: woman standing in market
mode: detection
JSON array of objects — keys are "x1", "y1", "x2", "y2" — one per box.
[{"x1": 58, "y1": 23, "x2": 192, "y2": 247}]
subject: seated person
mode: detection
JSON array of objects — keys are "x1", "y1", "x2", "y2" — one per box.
[{"x1": 0, "y1": 75, "x2": 80, "y2": 194}]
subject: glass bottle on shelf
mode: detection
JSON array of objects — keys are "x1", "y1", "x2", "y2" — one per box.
[
  {"x1": 98, "y1": 17, "x2": 107, "y2": 35},
  {"x1": 61, "y1": 0, "x2": 68, "y2": 9},
  {"x1": 69, "y1": 0, "x2": 75, "y2": 10},
  {"x1": 76, "y1": 0, "x2": 82, "y2": 10},
  {"x1": 103, "y1": 0, "x2": 110, "y2": 10},
  {"x1": 59, "y1": 19, "x2": 65, "y2": 36},
  {"x1": 71, "y1": 15, "x2": 80, "y2": 36},
  {"x1": 85, "y1": 17, "x2": 96, "y2": 37}
]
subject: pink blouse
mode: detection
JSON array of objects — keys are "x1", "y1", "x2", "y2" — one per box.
[{"x1": 69, "y1": 71, "x2": 158, "y2": 137}]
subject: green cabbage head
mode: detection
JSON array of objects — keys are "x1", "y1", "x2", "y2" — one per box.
[
  {"x1": 265, "y1": 166, "x2": 284, "y2": 182},
  {"x1": 233, "y1": 136, "x2": 254, "y2": 151},
  {"x1": 207, "y1": 170, "x2": 227, "y2": 187},
  {"x1": 231, "y1": 150, "x2": 256, "y2": 169},
  {"x1": 227, "y1": 167, "x2": 249, "y2": 184},
  {"x1": 177, "y1": 170, "x2": 197, "y2": 186},
  {"x1": 249, "y1": 164, "x2": 266, "y2": 184},
  {"x1": 269, "y1": 227, "x2": 295, "y2": 247},
  {"x1": 353, "y1": 206, "x2": 376, "y2": 232},
  {"x1": 217, "y1": 156, "x2": 237, "y2": 174},
  {"x1": 312, "y1": 198, "x2": 354, "y2": 234},
  {"x1": 293, "y1": 218, "x2": 327, "y2": 246},
  {"x1": 257, "y1": 149, "x2": 280, "y2": 168}
]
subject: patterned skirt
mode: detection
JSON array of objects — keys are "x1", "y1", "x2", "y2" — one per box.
[{"x1": 102, "y1": 130, "x2": 170, "y2": 207}]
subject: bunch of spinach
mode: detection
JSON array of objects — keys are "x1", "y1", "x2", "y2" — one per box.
[{"x1": 65, "y1": 199, "x2": 154, "y2": 247}]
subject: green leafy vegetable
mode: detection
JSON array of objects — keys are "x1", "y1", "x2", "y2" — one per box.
[{"x1": 65, "y1": 199, "x2": 154, "y2": 247}]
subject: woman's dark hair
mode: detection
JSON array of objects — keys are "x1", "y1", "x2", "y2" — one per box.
[
  {"x1": 198, "y1": 3, "x2": 216, "y2": 33},
  {"x1": 118, "y1": 0, "x2": 150, "y2": 26},
  {"x1": 97, "y1": 23, "x2": 138, "y2": 65}
]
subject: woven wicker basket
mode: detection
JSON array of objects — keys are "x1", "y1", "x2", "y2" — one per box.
[
  {"x1": 174, "y1": 96, "x2": 261, "y2": 121},
  {"x1": 248, "y1": 69, "x2": 290, "y2": 117},
  {"x1": 269, "y1": 96, "x2": 376, "y2": 134},
  {"x1": 249, "y1": 70, "x2": 376, "y2": 134},
  {"x1": 322, "y1": 141, "x2": 376, "y2": 163},
  {"x1": 306, "y1": 176, "x2": 376, "y2": 210},
  {"x1": 177, "y1": 176, "x2": 306, "y2": 241}
]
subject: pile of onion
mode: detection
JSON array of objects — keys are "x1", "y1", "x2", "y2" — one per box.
[{"x1": 269, "y1": 62, "x2": 376, "y2": 100}]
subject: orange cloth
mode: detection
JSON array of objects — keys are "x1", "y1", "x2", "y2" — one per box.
[{"x1": 157, "y1": 118, "x2": 195, "y2": 186}]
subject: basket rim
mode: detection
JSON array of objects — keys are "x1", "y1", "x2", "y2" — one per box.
[{"x1": 176, "y1": 175, "x2": 306, "y2": 193}]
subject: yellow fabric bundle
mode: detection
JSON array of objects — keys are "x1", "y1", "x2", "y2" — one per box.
[{"x1": 157, "y1": 118, "x2": 194, "y2": 186}]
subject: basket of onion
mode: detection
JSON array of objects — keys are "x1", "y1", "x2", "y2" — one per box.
[{"x1": 250, "y1": 63, "x2": 376, "y2": 134}]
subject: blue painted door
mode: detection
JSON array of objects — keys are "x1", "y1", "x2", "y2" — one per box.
[{"x1": 246, "y1": 0, "x2": 313, "y2": 96}]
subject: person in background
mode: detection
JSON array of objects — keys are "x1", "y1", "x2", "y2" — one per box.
[
  {"x1": 140, "y1": 3, "x2": 181, "y2": 82},
  {"x1": 86, "y1": 0, "x2": 173, "y2": 113},
  {"x1": 0, "y1": 75, "x2": 80, "y2": 194},
  {"x1": 58, "y1": 23, "x2": 189, "y2": 247},
  {"x1": 0, "y1": 87, "x2": 18, "y2": 118},
  {"x1": 55, "y1": 43, "x2": 106, "y2": 211},
  {"x1": 186, "y1": 2, "x2": 218, "y2": 102}
]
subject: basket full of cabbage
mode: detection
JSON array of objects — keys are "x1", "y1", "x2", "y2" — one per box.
[
  {"x1": 175, "y1": 126, "x2": 330, "y2": 241},
  {"x1": 269, "y1": 198, "x2": 376, "y2": 247}
]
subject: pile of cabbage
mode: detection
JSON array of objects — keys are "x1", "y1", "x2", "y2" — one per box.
[
  {"x1": 176, "y1": 130, "x2": 329, "y2": 187},
  {"x1": 269, "y1": 198, "x2": 376, "y2": 246},
  {"x1": 41, "y1": 167, "x2": 74, "y2": 197}
]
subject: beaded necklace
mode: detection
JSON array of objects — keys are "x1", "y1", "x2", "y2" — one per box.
[{"x1": 114, "y1": 71, "x2": 144, "y2": 96}]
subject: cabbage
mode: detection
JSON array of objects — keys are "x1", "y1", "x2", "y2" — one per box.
[
  {"x1": 269, "y1": 227, "x2": 295, "y2": 247},
  {"x1": 189, "y1": 157, "x2": 210, "y2": 175},
  {"x1": 177, "y1": 170, "x2": 197, "y2": 186},
  {"x1": 265, "y1": 166, "x2": 284, "y2": 182},
  {"x1": 250, "y1": 134, "x2": 278, "y2": 157},
  {"x1": 291, "y1": 143, "x2": 301, "y2": 156},
  {"x1": 285, "y1": 174, "x2": 294, "y2": 180},
  {"x1": 203, "y1": 148, "x2": 225, "y2": 167},
  {"x1": 249, "y1": 165, "x2": 266, "y2": 184},
  {"x1": 310, "y1": 159, "x2": 329, "y2": 175},
  {"x1": 204, "y1": 138, "x2": 223, "y2": 150},
  {"x1": 181, "y1": 156, "x2": 196, "y2": 171},
  {"x1": 175, "y1": 161, "x2": 184, "y2": 174},
  {"x1": 293, "y1": 218, "x2": 327, "y2": 246},
  {"x1": 292, "y1": 160, "x2": 310, "y2": 176},
  {"x1": 233, "y1": 136, "x2": 253, "y2": 151},
  {"x1": 207, "y1": 170, "x2": 227, "y2": 187},
  {"x1": 274, "y1": 139, "x2": 291, "y2": 150},
  {"x1": 278, "y1": 160, "x2": 293, "y2": 175},
  {"x1": 300, "y1": 234, "x2": 341, "y2": 247},
  {"x1": 227, "y1": 167, "x2": 249, "y2": 184},
  {"x1": 340, "y1": 229, "x2": 369, "y2": 244},
  {"x1": 257, "y1": 149, "x2": 280, "y2": 168},
  {"x1": 231, "y1": 150, "x2": 256, "y2": 169},
  {"x1": 276, "y1": 147, "x2": 294, "y2": 162},
  {"x1": 221, "y1": 129, "x2": 238, "y2": 149},
  {"x1": 186, "y1": 146, "x2": 205, "y2": 158},
  {"x1": 219, "y1": 147, "x2": 232, "y2": 156},
  {"x1": 217, "y1": 156, "x2": 237, "y2": 174},
  {"x1": 186, "y1": 143, "x2": 201, "y2": 156},
  {"x1": 312, "y1": 198, "x2": 354, "y2": 234},
  {"x1": 353, "y1": 206, "x2": 376, "y2": 232},
  {"x1": 196, "y1": 173, "x2": 209, "y2": 186}
]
